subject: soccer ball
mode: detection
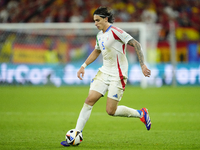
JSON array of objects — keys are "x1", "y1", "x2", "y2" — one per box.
[{"x1": 66, "y1": 129, "x2": 83, "y2": 146}]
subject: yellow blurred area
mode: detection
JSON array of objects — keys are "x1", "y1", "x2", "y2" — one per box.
[
  {"x1": 13, "y1": 48, "x2": 46, "y2": 63},
  {"x1": 126, "y1": 3, "x2": 136, "y2": 14},
  {"x1": 176, "y1": 27, "x2": 200, "y2": 40},
  {"x1": 0, "y1": 35, "x2": 15, "y2": 62}
]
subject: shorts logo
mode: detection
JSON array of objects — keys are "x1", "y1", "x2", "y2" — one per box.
[
  {"x1": 113, "y1": 94, "x2": 118, "y2": 98},
  {"x1": 91, "y1": 79, "x2": 94, "y2": 83}
]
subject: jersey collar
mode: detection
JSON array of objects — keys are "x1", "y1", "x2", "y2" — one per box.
[{"x1": 105, "y1": 25, "x2": 112, "y2": 32}]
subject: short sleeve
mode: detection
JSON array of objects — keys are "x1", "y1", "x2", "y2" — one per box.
[{"x1": 111, "y1": 26, "x2": 133, "y2": 44}]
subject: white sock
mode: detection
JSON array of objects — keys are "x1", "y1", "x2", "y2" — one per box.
[
  {"x1": 75, "y1": 103, "x2": 93, "y2": 132},
  {"x1": 114, "y1": 105, "x2": 142, "y2": 118}
]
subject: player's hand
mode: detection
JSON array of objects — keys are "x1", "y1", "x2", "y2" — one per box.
[
  {"x1": 77, "y1": 66, "x2": 85, "y2": 80},
  {"x1": 141, "y1": 64, "x2": 151, "y2": 77}
]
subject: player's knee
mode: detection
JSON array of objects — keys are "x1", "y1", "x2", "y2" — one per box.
[
  {"x1": 85, "y1": 91, "x2": 102, "y2": 106},
  {"x1": 85, "y1": 97, "x2": 98, "y2": 106},
  {"x1": 85, "y1": 97, "x2": 93, "y2": 106},
  {"x1": 106, "y1": 108, "x2": 115, "y2": 116}
]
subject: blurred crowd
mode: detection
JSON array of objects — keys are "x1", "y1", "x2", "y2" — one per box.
[{"x1": 0, "y1": 0, "x2": 200, "y2": 39}]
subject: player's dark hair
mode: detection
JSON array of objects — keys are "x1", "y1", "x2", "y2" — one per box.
[{"x1": 93, "y1": 6, "x2": 114, "y2": 23}]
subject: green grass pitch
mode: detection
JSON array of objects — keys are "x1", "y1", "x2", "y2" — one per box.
[{"x1": 0, "y1": 86, "x2": 200, "y2": 150}]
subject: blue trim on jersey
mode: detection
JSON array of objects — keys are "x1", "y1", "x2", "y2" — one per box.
[{"x1": 105, "y1": 25, "x2": 112, "y2": 32}]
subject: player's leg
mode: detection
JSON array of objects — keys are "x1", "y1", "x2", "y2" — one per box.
[
  {"x1": 106, "y1": 97, "x2": 142, "y2": 118},
  {"x1": 106, "y1": 83, "x2": 142, "y2": 118},
  {"x1": 62, "y1": 79, "x2": 105, "y2": 146},
  {"x1": 107, "y1": 83, "x2": 151, "y2": 130},
  {"x1": 85, "y1": 90, "x2": 102, "y2": 106},
  {"x1": 75, "y1": 90, "x2": 102, "y2": 132},
  {"x1": 75, "y1": 71, "x2": 109, "y2": 132},
  {"x1": 106, "y1": 97, "x2": 118, "y2": 116}
]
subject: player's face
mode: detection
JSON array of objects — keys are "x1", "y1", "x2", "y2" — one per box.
[{"x1": 94, "y1": 15, "x2": 108, "y2": 31}]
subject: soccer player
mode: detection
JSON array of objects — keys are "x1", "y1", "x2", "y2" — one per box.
[{"x1": 61, "y1": 6, "x2": 151, "y2": 146}]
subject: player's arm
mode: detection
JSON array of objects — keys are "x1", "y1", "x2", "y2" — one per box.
[
  {"x1": 77, "y1": 49, "x2": 101, "y2": 80},
  {"x1": 128, "y1": 38, "x2": 151, "y2": 77}
]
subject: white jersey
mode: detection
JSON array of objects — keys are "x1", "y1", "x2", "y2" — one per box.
[{"x1": 95, "y1": 25, "x2": 133, "y2": 79}]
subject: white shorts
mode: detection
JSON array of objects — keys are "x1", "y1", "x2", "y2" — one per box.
[{"x1": 89, "y1": 70, "x2": 127, "y2": 101}]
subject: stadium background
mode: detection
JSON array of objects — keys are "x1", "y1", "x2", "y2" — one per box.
[
  {"x1": 0, "y1": 0, "x2": 200, "y2": 87},
  {"x1": 0, "y1": 1, "x2": 200, "y2": 150}
]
